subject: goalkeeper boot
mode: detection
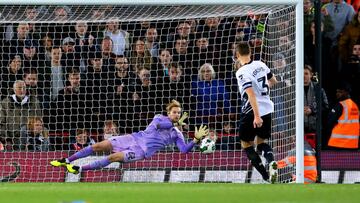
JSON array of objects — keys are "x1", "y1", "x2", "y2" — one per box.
[
  {"x1": 50, "y1": 158, "x2": 69, "y2": 167},
  {"x1": 269, "y1": 161, "x2": 278, "y2": 184},
  {"x1": 66, "y1": 164, "x2": 81, "y2": 174}
]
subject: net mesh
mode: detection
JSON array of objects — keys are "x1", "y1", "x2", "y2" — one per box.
[{"x1": 0, "y1": 4, "x2": 297, "y2": 183}]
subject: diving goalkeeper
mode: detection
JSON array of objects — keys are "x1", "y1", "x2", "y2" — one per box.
[{"x1": 50, "y1": 100, "x2": 209, "y2": 174}]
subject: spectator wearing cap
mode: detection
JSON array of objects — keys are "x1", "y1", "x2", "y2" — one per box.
[
  {"x1": 61, "y1": 36, "x2": 81, "y2": 72},
  {"x1": 327, "y1": 82, "x2": 359, "y2": 149},
  {"x1": 0, "y1": 55, "x2": 23, "y2": 99}
]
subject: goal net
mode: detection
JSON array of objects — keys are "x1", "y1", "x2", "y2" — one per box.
[{"x1": 0, "y1": 4, "x2": 298, "y2": 183}]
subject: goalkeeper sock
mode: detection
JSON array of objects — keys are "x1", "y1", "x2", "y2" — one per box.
[
  {"x1": 257, "y1": 143, "x2": 274, "y2": 164},
  {"x1": 244, "y1": 146, "x2": 269, "y2": 181},
  {"x1": 68, "y1": 146, "x2": 94, "y2": 162},
  {"x1": 81, "y1": 157, "x2": 111, "y2": 171}
]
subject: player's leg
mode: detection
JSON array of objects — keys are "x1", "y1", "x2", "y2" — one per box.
[
  {"x1": 256, "y1": 137, "x2": 274, "y2": 164},
  {"x1": 242, "y1": 140, "x2": 269, "y2": 181},
  {"x1": 66, "y1": 136, "x2": 145, "y2": 174},
  {"x1": 67, "y1": 152, "x2": 125, "y2": 174},
  {"x1": 50, "y1": 140, "x2": 112, "y2": 167},
  {"x1": 255, "y1": 113, "x2": 277, "y2": 183},
  {"x1": 239, "y1": 114, "x2": 269, "y2": 181}
]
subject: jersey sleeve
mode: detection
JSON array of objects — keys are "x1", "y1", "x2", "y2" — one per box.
[
  {"x1": 262, "y1": 62, "x2": 273, "y2": 79},
  {"x1": 236, "y1": 71, "x2": 253, "y2": 92},
  {"x1": 175, "y1": 131, "x2": 196, "y2": 153}
]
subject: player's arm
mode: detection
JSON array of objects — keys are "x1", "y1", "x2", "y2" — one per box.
[
  {"x1": 175, "y1": 137, "x2": 196, "y2": 153},
  {"x1": 267, "y1": 72, "x2": 278, "y2": 88},
  {"x1": 175, "y1": 125, "x2": 208, "y2": 153},
  {"x1": 245, "y1": 87, "x2": 263, "y2": 128}
]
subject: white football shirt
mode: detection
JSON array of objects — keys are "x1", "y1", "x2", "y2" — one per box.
[{"x1": 235, "y1": 60, "x2": 274, "y2": 116}]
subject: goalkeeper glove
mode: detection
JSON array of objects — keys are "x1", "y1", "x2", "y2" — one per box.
[
  {"x1": 176, "y1": 112, "x2": 188, "y2": 126},
  {"x1": 193, "y1": 125, "x2": 209, "y2": 143}
]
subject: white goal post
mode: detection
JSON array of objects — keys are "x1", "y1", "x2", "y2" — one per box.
[{"x1": 0, "y1": 0, "x2": 304, "y2": 183}]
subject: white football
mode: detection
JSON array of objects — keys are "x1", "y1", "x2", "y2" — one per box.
[{"x1": 199, "y1": 137, "x2": 216, "y2": 154}]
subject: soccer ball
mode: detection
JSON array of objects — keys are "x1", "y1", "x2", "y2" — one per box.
[{"x1": 199, "y1": 137, "x2": 216, "y2": 154}]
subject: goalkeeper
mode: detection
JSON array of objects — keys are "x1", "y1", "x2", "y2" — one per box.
[{"x1": 50, "y1": 100, "x2": 208, "y2": 174}]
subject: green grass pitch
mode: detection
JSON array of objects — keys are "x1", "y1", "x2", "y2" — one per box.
[{"x1": 1, "y1": 183, "x2": 359, "y2": 203}]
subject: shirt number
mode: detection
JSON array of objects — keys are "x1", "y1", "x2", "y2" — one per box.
[{"x1": 257, "y1": 76, "x2": 269, "y2": 96}]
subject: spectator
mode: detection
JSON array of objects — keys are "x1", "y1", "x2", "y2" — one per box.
[
  {"x1": 191, "y1": 63, "x2": 232, "y2": 124},
  {"x1": 61, "y1": 37, "x2": 81, "y2": 71},
  {"x1": 271, "y1": 54, "x2": 292, "y2": 133},
  {"x1": 338, "y1": 9, "x2": 360, "y2": 65},
  {"x1": 161, "y1": 63, "x2": 191, "y2": 111},
  {"x1": 172, "y1": 38, "x2": 193, "y2": 73},
  {"x1": 52, "y1": 68, "x2": 92, "y2": 131},
  {"x1": 132, "y1": 68, "x2": 162, "y2": 130},
  {"x1": 100, "y1": 120, "x2": 120, "y2": 141},
  {"x1": 85, "y1": 51, "x2": 113, "y2": 129},
  {"x1": 108, "y1": 56, "x2": 136, "y2": 132},
  {"x1": 130, "y1": 38, "x2": 153, "y2": 72},
  {"x1": 22, "y1": 39, "x2": 44, "y2": 69},
  {"x1": 192, "y1": 35, "x2": 220, "y2": 77},
  {"x1": 304, "y1": 21, "x2": 332, "y2": 72},
  {"x1": 71, "y1": 129, "x2": 95, "y2": 151},
  {"x1": 303, "y1": 0, "x2": 334, "y2": 39},
  {"x1": 167, "y1": 22, "x2": 195, "y2": 48},
  {"x1": 20, "y1": 116, "x2": 50, "y2": 151},
  {"x1": 53, "y1": 6, "x2": 70, "y2": 21},
  {"x1": 327, "y1": 82, "x2": 359, "y2": 149},
  {"x1": 0, "y1": 55, "x2": 23, "y2": 99},
  {"x1": 23, "y1": 68, "x2": 49, "y2": 109},
  {"x1": 155, "y1": 48, "x2": 173, "y2": 81},
  {"x1": 99, "y1": 36, "x2": 116, "y2": 66},
  {"x1": 6, "y1": 23, "x2": 29, "y2": 55},
  {"x1": 342, "y1": 42, "x2": 360, "y2": 105},
  {"x1": 0, "y1": 80, "x2": 42, "y2": 151},
  {"x1": 304, "y1": 65, "x2": 329, "y2": 134},
  {"x1": 324, "y1": 0, "x2": 355, "y2": 46},
  {"x1": 145, "y1": 27, "x2": 160, "y2": 57},
  {"x1": 40, "y1": 46, "x2": 65, "y2": 101},
  {"x1": 38, "y1": 35, "x2": 53, "y2": 65},
  {"x1": 72, "y1": 22, "x2": 96, "y2": 73},
  {"x1": 104, "y1": 18, "x2": 130, "y2": 56}
]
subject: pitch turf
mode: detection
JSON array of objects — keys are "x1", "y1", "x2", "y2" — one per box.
[{"x1": 1, "y1": 183, "x2": 359, "y2": 203}]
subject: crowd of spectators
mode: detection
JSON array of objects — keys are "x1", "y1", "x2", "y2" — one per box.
[{"x1": 0, "y1": 2, "x2": 358, "y2": 152}]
